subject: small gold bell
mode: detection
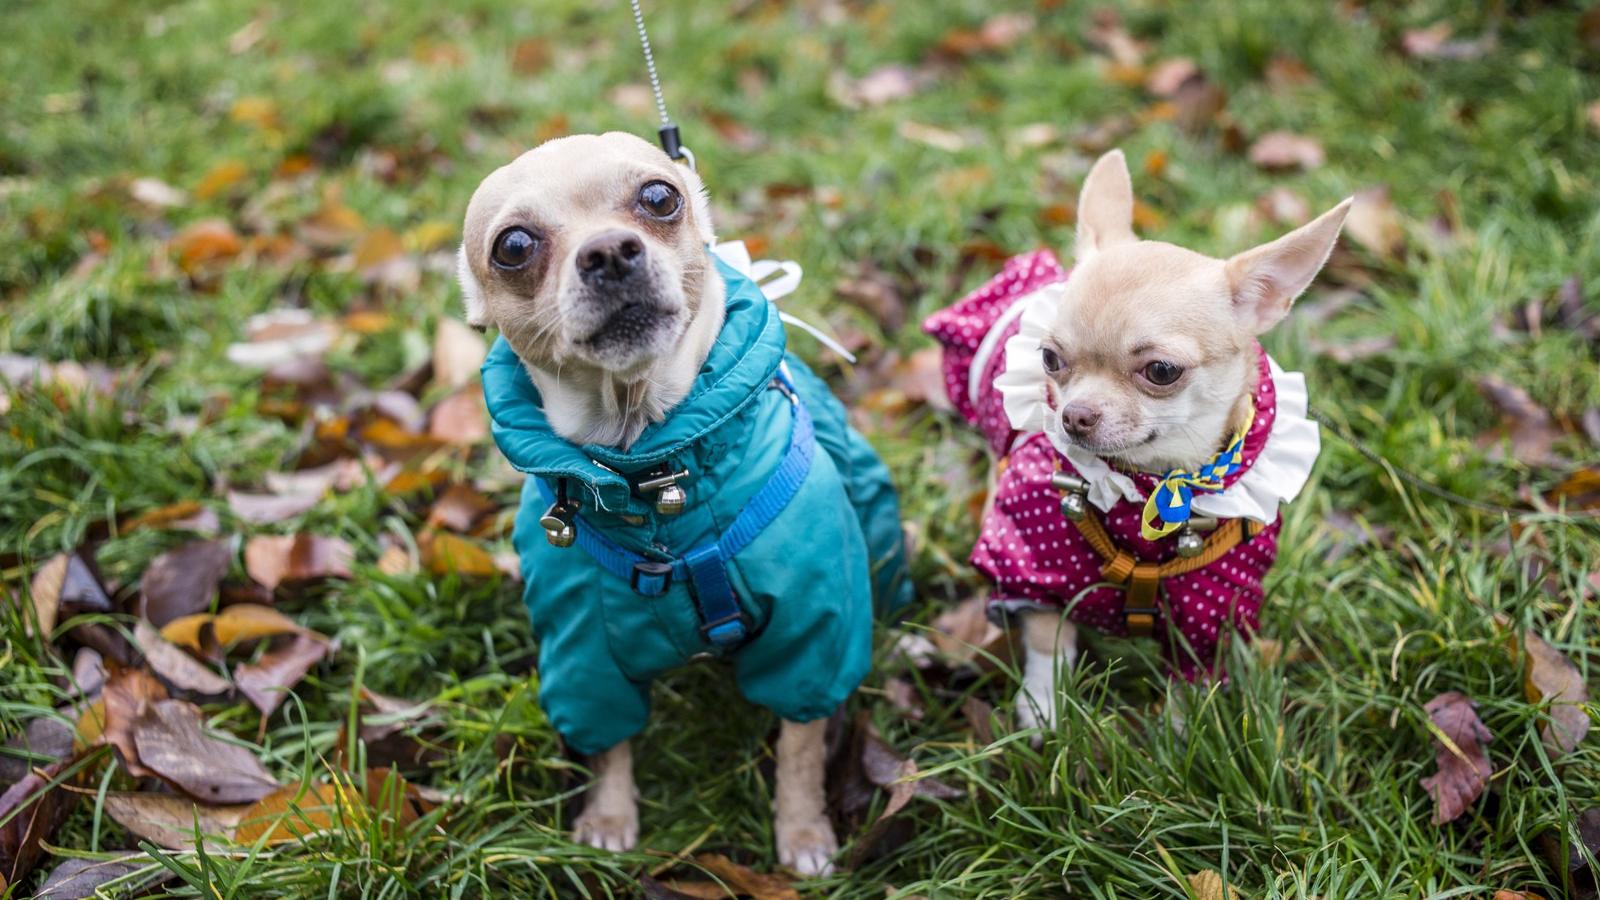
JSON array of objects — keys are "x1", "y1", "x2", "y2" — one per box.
[
  {"x1": 638, "y1": 468, "x2": 690, "y2": 516},
  {"x1": 1176, "y1": 527, "x2": 1204, "y2": 558},
  {"x1": 1059, "y1": 490, "x2": 1088, "y2": 520},
  {"x1": 541, "y1": 503, "x2": 577, "y2": 548},
  {"x1": 542, "y1": 479, "x2": 578, "y2": 548},
  {"x1": 654, "y1": 482, "x2": 687, "y2": 516}
]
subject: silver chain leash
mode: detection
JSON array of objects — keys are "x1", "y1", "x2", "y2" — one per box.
[{"x1": 628, "y1": 0, "x2": 694, "y2": 168}]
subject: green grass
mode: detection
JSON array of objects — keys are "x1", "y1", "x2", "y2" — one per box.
[{"x1": 4, "y1": 0, "x2": 1600, "y2": 896}]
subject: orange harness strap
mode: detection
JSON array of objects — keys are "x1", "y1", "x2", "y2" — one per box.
[{"x1": 1064, "y1": 497, "x2": 1263, "y2": 637}]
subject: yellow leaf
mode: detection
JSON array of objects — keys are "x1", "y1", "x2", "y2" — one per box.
[
  {"x1": 353, "y1": 228, "x2": 405, "y2": 270},
  {"x1": 420, "y1": 531, "x2": 497, "y2": 577},
  {"x1": 194, "y1": 160, "x2": 249, "y2": 200},
  {"x1": 405, "y1": 220, "x2": 457, "y2": 252},
  {"x1": 233, "y1": 781, "x2": 348, "y2": 845},
  {"x1": 1186, "y1": 870, "x2": 1241, "y2": 900},
  {"x1": 75, "y1": 698, "x2": 107, "y2": 749},
  {"x1": 230, "y1": 96, "x2": 280, "y2": 130}
]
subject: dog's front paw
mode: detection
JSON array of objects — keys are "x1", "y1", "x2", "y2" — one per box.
[
  {"x1": 775, "y1": 817, "x2": 837, "y2": 878},
  {"x1": 573, "y1": 806, "x2": 638, "y2": 853}
]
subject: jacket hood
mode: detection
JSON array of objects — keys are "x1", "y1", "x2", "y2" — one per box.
[{"x1": 481, "y1": 256, "x2": 787, "y2": 513}]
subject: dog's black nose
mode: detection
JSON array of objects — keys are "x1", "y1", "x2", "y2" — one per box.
[{"x1": 576, "y1": 230, "x2": 645, "y2": 283}]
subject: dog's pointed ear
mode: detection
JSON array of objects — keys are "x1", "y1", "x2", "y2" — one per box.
[
  {"x1": 457, "y1": 244, "x2": 489, "y2": 330},
  {"x1": 1075, "y1": 149, "x2": 1136, "y2": 259},
  {"x1": 1225, "y1": 197, "x2": 1352, "y2": 334}
]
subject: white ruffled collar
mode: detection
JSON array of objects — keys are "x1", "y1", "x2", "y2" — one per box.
[{"x1": 992, "y1": 284, "x2": 1320, "y2": 525}]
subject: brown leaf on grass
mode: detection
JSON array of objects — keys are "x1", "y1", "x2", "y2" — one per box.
[
  {"x1": 1345, "y1": 187, "x2": 1407, "y2": 261},
  {"x1": 194, "y1": 159, "x2": 249, "y2": 201},
  {"x1": 1510, "y1": 629, "x2": 1591, "y2": 756},
  {"x1": 691, "y1": 854, "x2": 798, "y2": 900},
  {"x1": 1588, "y1": 101, "x2": 1600, "y2": 135},
  {"x1": 232, "y1": 781, "x2": 343, "y2": 845},
  {"x1": 298, "y1": 188, "x2": 364, "y2": 249},
  {"x1": 71, "y1": 647, "x2": 106, "y2": 699},
  {"x1": 1255, "y1": 187, "x2": 1311, "y2": 227},
  {"x1": 426, "y1": 483, "x2": 496, "y2": 533},
  {"x1": 1418, "y1": 691, "x2": 1492, "y2": 825},
  {"x1": 429, "y1": 385, "x2": 490, "y2": 444},
  {"x1": 1085, "y1": 8, "x2": 1147, "y2": 67},
  {"x1": 827, "y1": 65, "x2": 928, "y2": 108},
  {"x1": 419, "y1": 530, "x2": 498, "y2": 577},
  {"x1": 1145, "y1": 57, "x2": 1199, "y2": 96},
  {"x1": 836, "y1": 716, "x2": 962, "y2": 866},
  {"x1": 1187, "y1": 869, "x2": 1243, "y2": 900},
  {"x1": 1475, "y1": 375, "x2": 1564, "y2": 466},
  {"x1": 226, "y1": 490, "x2": 321, "y2": 525},
  {"x1": 1401, "y1": 23, "x2": 1496, "y2": 61},
  {"x1": 132, "y1": 699, "x2": 280, "y2": 803},
  {"x1": 1, "y1": 755, "x2": 83, "y2": 888},
  {"x1": 834, "y1": 263, "x2": 907, "y2": 332},
  {"x1": 244, "y1": 534, "x2": 355, "y2": 590},
  {"x1": 884, "y1": 678, "x2": 924, "y2": 721},
  {"x1": 930, "y1": 595, "x2": 1008, "y2": 669},
  {"x1": 434, "y1": 317, "x2": 488, "y2": 390},
  {"x1": 133, "y1": 620, "x2": 230, "y2": 696},
  {"x1": 236, "y1": 633, "x2": 333, "y2": 717},
  {"x1": 932, "y1": 12, "x2": 1034, "y2": 59},
  {"x1": 23, "y1": 553, "x2": 68, "y2": 636},
  {"x1": 35, "y1": 853, "x2": 173, "y2": 899},
  {"x1": 1550, "y1": 467, "x2": 1600, "y2": 511},
  {"x1": 355, "y1": 688, "x2": 447, "y2": 773},
  {"x1": 510, "y1": 36, "x2": 552, "y2": 74},
  {"x1": 169, "y1": 219, "x2": 242, "y2": 277},
  {"x1": 162, "y1": 603, "x2": 311, "y2": 655},
  {"x1": 0, "y1": 718, "x2": 75, "y2": 786},
  {"x1": 1247, "y1": 131, "x2": 1325, "y2": 171},
  {"x1": 961, "y1": 696, "x2": 996, "y2": 746},
  {"x1": 1307, "y1": 334, "x2": 1398, "y2": 363},
  {"x1": 1264, "y1": 54, "x2": 1316, "y2": 91},
  {"x1": 265, "y1": 460, "x2": 362, "y2": 498},
  {"x1": 102, "y1": 792, "x2": 248, "y2": 850},
  {"x1": 1539, "y1": 806, "x2": 1600, "y2": 898},
  {"x1": 98, "y1": 667, "x2": 168, "y2": 777},
  {"x1": 136, "y1": 538, "x2": 232, "y2": 627},
  {"x1": 121, "y1": 500, "x2": 218, "y2": 535},
  {"x1": 227, "y1": 309, "x2": 341, "y2": 369}
]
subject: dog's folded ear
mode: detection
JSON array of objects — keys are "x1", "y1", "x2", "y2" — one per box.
[
  {"x1": 457, "y1": 244, "x2": 489, "y2": 330},
  {"x1": 1225, "y1": 197, "x2": 1353, "y2": 334},
  {"x1": 1074, "y1": 149, "x2": 1136, "y2": 259}
]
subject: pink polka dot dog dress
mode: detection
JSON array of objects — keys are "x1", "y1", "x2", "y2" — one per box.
[{"x1": 923, "y1": 250, "x2": 1320, "y2": 681}]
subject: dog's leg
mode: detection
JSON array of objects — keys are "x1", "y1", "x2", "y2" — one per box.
[
  {"x1": 1015, "y1": 609, "x2": 1078, "y2": 737},
  {"x1": 572, "y1": 740, "x2": 638, "y2": 852},
  {"x1": 773, "y1": 718, "x2": 836, "y2": 877}
]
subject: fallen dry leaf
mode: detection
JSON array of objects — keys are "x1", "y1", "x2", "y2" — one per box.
[
  {"x1": 1402, "y1": 22, "x2": 1496, "y2": 60},
  {"x1": 194, "y1": 159, "x2": 249, "y2": 201},
  {"x1": 244, "y1": 534, "x2": 355, "y2": 590},
  {"x1": 169, "y1": 219, "x2": 243, "y2": 277},
  {"x1": 1146, "y1": 57, "x2": 1200, "y2": 96},
  {"x1": 691, "y1": 853, "x2": 798, "y2": 900},
  {"x1": 834, "y1": 262, "x2": 908, "y2": 333},
  {"x1": 1513, "y1": 629, "x2": 1590, "y2": 756},
  {"x1": 226, "y1": 490, "x2": 321, "y2": 525},
  {"x1": 137, "y1": 538, "x2": 232, "y2": 627},
  {"x1": 236, "y1": 633, "x2": 333, "y2": 717},
  {"x1": 128, "y1": 177, "x2": 188, "y2": 209},
  {"x1": 1476, "y1": 375, "x2": 1564, "y2": 466},
  {"x1": 1419, "y1": 691, "x2": 1493, "y2": 825},
  {"x1": 1248, "y1": 131, "x2": 1325, "y2": 171},
  {"x1": 133, "y1": 620, "x2": 230, "y2": 696},
  {"x1": 426, "y1": 483, "x2": 496, "y2": 533},
  {"x1": 233, "y1": 781, "x2": 344, "y2": 845},
  {"x1": 1, "y1": 757, "x2": 84, "y2": 888},
  {"x1": 929, "y1": 595, "x2": 1008, "y2": 668},
  {"x1": 24, "y1": 553, "x2": 68, "y2": 636},
  {"x1": 35, "y1": 853, "x2": 172, "y2": 899},
  {"x1": 1187, "y1": 869, "x2": 1242, "y2": 900},
  {"x1": 828, "y1": 65, "x2": 927, "y2": 108},
  {"x1": 122, "y1": 500, "x2": 219, "y2": 535},
  {"x1": 1550, "y1": 466, "x2": 1600, "y2": 512},
  {"x1": 0, "y1": 718, "x2": 75, "y2": 787},
  {"x1": 1539, "y1": 805, "x2": 1600, "y2": 898},
  {"x1": 1345, "y1": 187, "x2": 1406, "y2": 262},
  {"x1": 132, "y1": 699, "x2": 280, "y2": 803},
  {"x1": 226, "y1": 309, "x2": 340, "y2": 369},
  {"x1": 102, "y1": 792, "x2": 248, "y2": 851},
  {"x1": 897, "y1": 120, "x2": 968, "y2": 152},
  {"x1": 419, "y1": 530, "x2": 498, "y2": 577},
  {"x1": 434, "y1": 318, "x2": 488, "y2": 390},
  {"x1": 98, "y1": 667, "x2": 168, "y2": 777}
]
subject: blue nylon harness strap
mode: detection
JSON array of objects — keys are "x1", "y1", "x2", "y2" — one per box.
[{"x1": 534, "y1": 371, "x2": 815, "y2": 649}]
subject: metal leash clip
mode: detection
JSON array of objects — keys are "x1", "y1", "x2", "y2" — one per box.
[{"x1": 540, "y1": 479, "x2": 579, "y2": 548}]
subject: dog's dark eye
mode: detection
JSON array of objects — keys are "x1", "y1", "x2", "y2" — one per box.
[
  {"x1": 1041, "y1": 347, "x2": 1065, "y2": 373},
  {"x1": 637, "y1": 181, "x2": 683, "y2": 219},
  {"x1": 491, "y1": 227, "x2": 539, "y2": 270},
  {"x1": 1142, "y1": 361, "x2": 1184, "y2": 386}
]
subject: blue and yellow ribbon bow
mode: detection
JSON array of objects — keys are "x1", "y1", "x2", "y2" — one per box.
[{"x1": 1140, "y1": 405, "x2": 1256, "y2": 541}]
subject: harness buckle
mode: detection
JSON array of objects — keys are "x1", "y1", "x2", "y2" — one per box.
[
  {"x1": 1124, "y1": 606, "x2": 1160, "y2": 638},
  {"x1": 700, "y1": 611, "x2": 748, "y2": 647},
  {"x1": 630, "y1": 561, "x2": 674, "y2": 596}
]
